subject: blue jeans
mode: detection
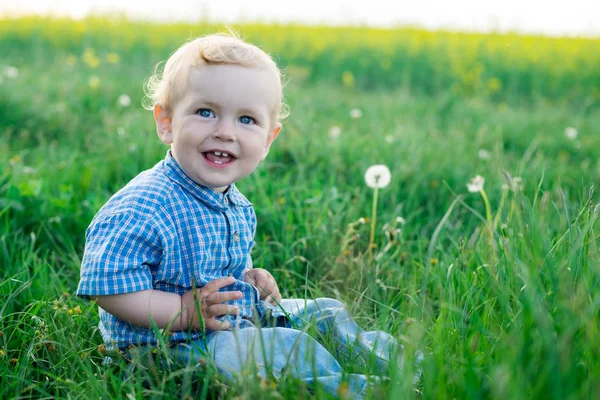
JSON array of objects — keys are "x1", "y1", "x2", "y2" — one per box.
[{"x1": 170, "y1": 298, "x2": 405, "y2": 399}]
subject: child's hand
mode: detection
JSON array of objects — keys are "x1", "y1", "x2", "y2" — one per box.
[
  {"x1": 181, "y1": 276, "x2": 242, "y2": 331},
  {"x1": 243, "y1": 268, "x2": 282, "y2": 305}
]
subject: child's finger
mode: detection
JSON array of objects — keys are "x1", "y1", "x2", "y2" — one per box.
[
  {"x1": 200, "y1": 276, "x2": 236, "y2": 294},
  {"x1": 205, "y1": 290, "x2": 242, "y2": 304},
  {"x1": 205, "y1": 319, "x2": 231, "y2": 331},
  {"x1": 206, "y1": 304, "x2": 240, "y2": 318}
]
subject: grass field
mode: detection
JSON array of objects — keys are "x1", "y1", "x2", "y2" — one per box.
[{"x1": 1, "y1": 16, "x2": 599, "y2": 399}]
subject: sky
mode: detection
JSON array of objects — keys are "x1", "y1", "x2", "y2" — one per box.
[{"x1": 1, "y1": 0, "x2": 599, "y2": 37}]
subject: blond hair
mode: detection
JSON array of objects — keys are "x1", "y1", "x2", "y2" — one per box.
[{"x1": 144, "y1": 33, "x2": 288, "y2": 124}]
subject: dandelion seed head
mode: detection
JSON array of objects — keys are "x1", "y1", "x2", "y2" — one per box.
[
  {"x1": 328, "y1": 126, "x2": 342, "y2": 139},
  {"x1": 364, "y1": 164, "x2": 391, "y2": 189},
  {"x1": 349, "y1": 108, "x2": 362, "y2": 119},
  {"x1": 565, "y1": 127, "x2": 577, "y2": 140},
  {"x1": 467, "y1": 175, "x2": 485, "y2": 193},
  {"x1": 478, "y1": 149, "x2": 491, "y2": 160},
  {"x1": 511, "y1": 176, "x2": 523, "y2": 191},
  {"x1": 5, "y1": 66, "x2": 19, "y2": 79},
  {"x1": 118, "y1": 94, "x2": 131, "y2": 107}
]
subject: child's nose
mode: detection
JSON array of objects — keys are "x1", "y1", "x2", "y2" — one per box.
[{"x1": 213, "y1": 121, "x2": 236, "y2": 141}]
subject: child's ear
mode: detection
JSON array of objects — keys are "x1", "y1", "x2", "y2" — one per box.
[
  {"x1": 154, "y1": 104, "x2": 173, "y2": 144},
  {"x1": 261, "y1": 123, "x2": 281, "y2": 160}
]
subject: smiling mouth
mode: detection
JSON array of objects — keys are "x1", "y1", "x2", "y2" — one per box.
[{"x1": 203, "y1": 150, "x2": 235, "y2": 165}]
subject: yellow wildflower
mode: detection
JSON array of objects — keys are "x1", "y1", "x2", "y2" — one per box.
[
  {"x1": 106, "y1": 52, "x2": 120, "y2": 64},
  {"x1": 342, "y1": 71, "x2": 355, "y2": 88},
  {"x1": 88, "y1": 76, "x2": 101, "y2": 89},
  {"x1": 82, "y1": 48, "x2": 100, "y2": 68},
  {"x1": 337, "y1": 382, "x2": 350, "y2": 399},
  {"x1": 65, "y1": 55, "x2": 77, "y2": 66},
  {"x1": 9, "y1": 155, "x2": 21, "y2": 165}
]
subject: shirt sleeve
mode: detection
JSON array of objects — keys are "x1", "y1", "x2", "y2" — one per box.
[{"x1": 77, "y1": 212, "x2": 162, "y2": 299}]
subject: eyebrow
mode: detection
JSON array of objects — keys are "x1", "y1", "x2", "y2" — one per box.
[{"x1": 187, "y1": 99, "x2": 219, "y2": 110}]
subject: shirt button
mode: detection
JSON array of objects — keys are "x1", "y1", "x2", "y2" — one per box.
[{"x1": 233, "y1": 232, "x2": 240, "y2": 242}]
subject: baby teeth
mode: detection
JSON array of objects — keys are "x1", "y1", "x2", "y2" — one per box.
[
  {"x1": 214, "y1": 151, "x2": 221, "y2": 156},
  {"x1": 212, "y1": 151, "x2": 230, "y2": 157}
]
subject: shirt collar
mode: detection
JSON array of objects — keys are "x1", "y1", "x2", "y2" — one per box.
[{"x1": 162, "y1": 151, "x2": 251, "y2": 211}]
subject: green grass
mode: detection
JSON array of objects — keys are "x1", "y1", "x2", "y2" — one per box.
[{"x1": 1, "y1": 17, "x2": 599, "y2": 399}]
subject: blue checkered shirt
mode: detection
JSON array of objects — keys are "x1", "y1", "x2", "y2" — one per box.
[{"x1": 77, "y1": 151, "x2": 283, "y2": 349}]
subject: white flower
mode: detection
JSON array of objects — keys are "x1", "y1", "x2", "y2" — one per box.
[
  {"x1": 350, "y1": 108, "x2": 362, "y2": 119},
  {"x1": 328, "y1": 126, "x2": 341, "y2": 139},
  {"x1": 467, "y1": 175, "x2": 485, "y2": 193},
  {"x1": 385, "y1": 135, "x2": 394, "y2": 144},
  {"x1": 364, "y1": 164, "x2": 391, "y2": 189},
  {"x1": 565, "y1": 127, "x2": 577, "y2": 140},
  {"x1": 23, "y1": 166, "x2": 35, "y2": 174},
  {"x1": 510, "y1": 176, "x2": 523, "y2": 191},
  {"x1": 478, "y1": 149, "x2": 491, "y2": 160},
  {"x1": 118, "y1": 94, "x2": 131, "y2": 107},
  {"x1": 5, "y1": 66, "x2": 19, "y2": 79},
  {"x1": 396, "y1": 216, "x2": 406, "y2": 225}
]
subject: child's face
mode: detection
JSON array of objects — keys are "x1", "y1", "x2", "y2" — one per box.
[{"x1": 155, "y1": 64, "x2": 281, "y2": 192}]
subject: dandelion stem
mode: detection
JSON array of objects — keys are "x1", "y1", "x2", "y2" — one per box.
[
  {"x1": 480, "y1": 189, "x2": 493, "y2": 225},
  {"x1": 480, "y1": 188, "x2": 496, "y2": 259},
  {"x1": 369, "y1": 187, "x2": 379, "y2": 254},
  {"x1": 493, "y1": 187, "x2": 508, "y2": 229}
]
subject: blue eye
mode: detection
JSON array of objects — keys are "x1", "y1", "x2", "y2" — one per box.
[
  {"x1": 239, "y1": 116, "x2": 255, "y2": 125},
  {"x1": 197, "y1": 109, "x2": 215, "y2": 118}
]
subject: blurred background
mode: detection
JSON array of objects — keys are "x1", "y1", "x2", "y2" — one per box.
[
  {"x1": 2, "y1": 0, "x2": 599, "y2": 36},
  {"x1": 1, "y1": 2, "x2": 599, "y2": 399}
]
